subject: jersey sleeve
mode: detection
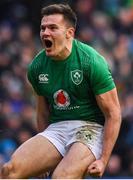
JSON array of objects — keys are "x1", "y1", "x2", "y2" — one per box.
[
  {"x1": 90, "y1": 53, "x2": 115, "y2": 95},
  {"x1": 27, "y1": 63, "x2": 42, "y2": 95}
]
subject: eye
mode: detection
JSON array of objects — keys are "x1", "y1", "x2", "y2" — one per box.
[
  {"x1": 51, "y1": 27, "x2": 55, "y2": 30},
  {"x1": 50, "y1": 26, "x2": 58, "y2": 31},
  {"x1": 40, "y1": 25, "x2": 46, "y2": 32}
]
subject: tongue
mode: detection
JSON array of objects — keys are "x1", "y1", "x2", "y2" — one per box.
[{"x1": 45, "y1": 40, "x2": 52, "y2": 48}]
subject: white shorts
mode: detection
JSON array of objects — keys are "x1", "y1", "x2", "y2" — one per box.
[{"x1": 38, "y1": 120, "x2": 104, "y2": 159}]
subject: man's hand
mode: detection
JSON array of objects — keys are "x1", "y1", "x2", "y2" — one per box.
[
  {"x1": 87, "y1": 159, "x2": 106, "y2": 177},
  {"x1": 36, "y1": 171, "x2": 51, "y2": 179}
]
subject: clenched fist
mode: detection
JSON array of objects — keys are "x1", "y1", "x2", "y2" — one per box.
[{"x1": 87, "y1": 159, "x2": 107, "y2": 177}]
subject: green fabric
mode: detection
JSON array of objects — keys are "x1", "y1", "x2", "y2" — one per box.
[{"x1": 27, "y1": 39, "x2": 115, "y2": 125}]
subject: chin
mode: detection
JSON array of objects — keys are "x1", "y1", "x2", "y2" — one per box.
[{"x1": 45, "y1": 50, "x2": 53, "y2": 56}]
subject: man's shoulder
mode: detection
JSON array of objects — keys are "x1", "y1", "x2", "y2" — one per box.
[
  {"x1": 28, "y1": 49, "x2": 45, "y2": 69},
  {"x1": 74, "y1": 39, "x2": 99, "y2": 59},
  {"x1": 32, "y1": 49, "x2": 45, "y2": 64},
  {"x1": 74, "y1": 40, "x2": 108, "y2": 70},
  {"x1": 74, "y1": 39, "x2": 103, "y2": 66}
]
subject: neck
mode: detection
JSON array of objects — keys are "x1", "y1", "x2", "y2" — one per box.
[{"x1": 53, "y1": 38, "x2": 73, "y2": 60}]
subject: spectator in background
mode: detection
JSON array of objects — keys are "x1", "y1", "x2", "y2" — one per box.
[{"x1": 104, "y1": 154, "x2": 122, "y2": 178}]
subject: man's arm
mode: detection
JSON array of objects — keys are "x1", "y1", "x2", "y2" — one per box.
[
  {"x1": 36, "y1": 95, "x2": 50, "y2": 132},
  {"x1": 88, "y1": 88, "x2": 121, "y2": 177}
]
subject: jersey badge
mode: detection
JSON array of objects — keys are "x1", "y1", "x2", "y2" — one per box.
[{"x1": 71, "y1": 70, "x2": 83, "y2": 85}]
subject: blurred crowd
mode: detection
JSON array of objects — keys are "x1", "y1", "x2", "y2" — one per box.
[{"x1": 0, "y1": 0, "x2": 133, "y2": 178}]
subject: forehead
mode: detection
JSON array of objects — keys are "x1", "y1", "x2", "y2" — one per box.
[{"x1": 41, "y1": 14, "x2": 65, "y2": 25}]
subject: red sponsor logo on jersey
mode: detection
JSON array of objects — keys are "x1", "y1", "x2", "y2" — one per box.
[
  {"x1": 54, "y1": 89, "x2": 70, "y2": 107},
  {"x1": 57, "y1": 91, "x2": 67, "y2": 104}
]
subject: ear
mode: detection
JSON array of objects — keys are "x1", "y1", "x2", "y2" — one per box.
[{"x1": 66, "y1": 27, "x2": 75, "y2": 39}]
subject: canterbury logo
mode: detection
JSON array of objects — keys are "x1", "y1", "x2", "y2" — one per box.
[{"x1": 38, "y1": 74, "x2": 49, "y2": 83}]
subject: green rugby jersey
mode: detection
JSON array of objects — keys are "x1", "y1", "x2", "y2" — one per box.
[{"x1": 27, "y1": 39, "x2": 115, "y2": 125}]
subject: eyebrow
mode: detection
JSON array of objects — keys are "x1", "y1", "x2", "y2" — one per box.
[{"x1": 40, "y1": 23, "x2": 59, "y2": 29}]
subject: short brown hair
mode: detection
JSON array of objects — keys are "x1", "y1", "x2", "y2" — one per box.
[{"x1": 41, "y1": 4, "x2": 77, "y2": 28}]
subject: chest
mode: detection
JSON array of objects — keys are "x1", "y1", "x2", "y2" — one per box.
[{"x1": 36, "y1": 59, "x2": 90, "y2": 100}]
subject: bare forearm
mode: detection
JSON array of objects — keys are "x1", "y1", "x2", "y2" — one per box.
[
  {"x1": 101, "y1": 112, "x2": 121, "y2": 165},
  {"x1": 88, "y1": 89, "x2": 121, "y2": 177},
  {"x1": 36, "y1": 95, "x2": 50, "y2": 133}
]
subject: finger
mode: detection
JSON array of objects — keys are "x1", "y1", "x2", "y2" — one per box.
[
  {"x1": 88, "y1": 164, "x2": 98, "y2": 171},
  {"x1": 88, "y1": 169, "x2": 101, "y2": 176},
  {"x1": 88, "y1": 163, "x2": 97, "y2": 171},
  {"x1": 88, "y1": 165, "x2": 101, "y2": 174},
  {"x1": 90, "y1": 172, "x2": 101, "y2": 178},
  {"x1": 89, "y1": 168, "x2": 98, "y2": 174}
]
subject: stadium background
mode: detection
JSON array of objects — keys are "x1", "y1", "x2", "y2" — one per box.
[{"x1": 0, "y1": 0, "x2": 133, "y2": 178}]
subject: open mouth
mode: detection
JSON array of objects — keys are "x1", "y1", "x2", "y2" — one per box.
[{"x1": 44, "y1": 39, "x2": 53, "y2": 48}]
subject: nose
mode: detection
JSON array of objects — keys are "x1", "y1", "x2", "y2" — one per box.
[{"x1": 41, "y1": 27, "x2": 50, "y2": 37}]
